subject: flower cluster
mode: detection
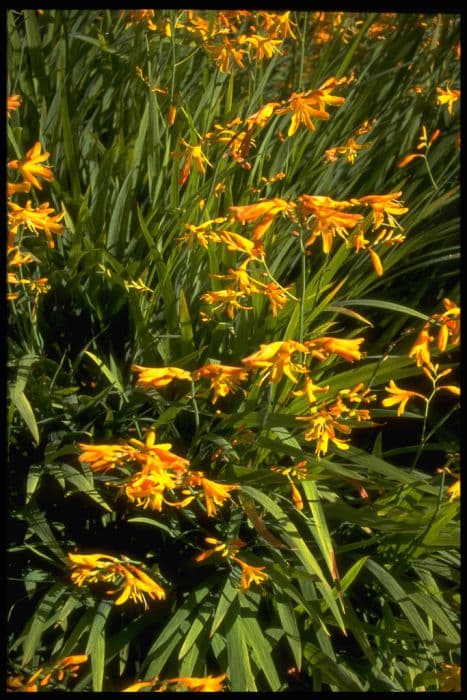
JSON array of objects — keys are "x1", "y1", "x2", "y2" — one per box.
[
  {"x1": 68, "y1": 552, "x2": 165, "y2": 609},
  {"x1": 7, "y1": 95, "x2": 64, "y2": 302},
  {"x1": 122, "y1": 673, "x2": 227, "y2": 693},
  {"x1": 7, "y1": 655, "x2": 88, "y2": 692},
  {"x1": 79, "y1": 428, "x2": 240, "y2": 517},
  {"x1": 195, "y1": 537, "x2": 269, "y2": 592}
]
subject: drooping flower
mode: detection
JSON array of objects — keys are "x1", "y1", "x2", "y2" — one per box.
[
  {"x1": 192, "y1": 363, "x2": 249, "y2": 403},
  {"x1": 8, "y1": 141, "x2": 54, "y2": 190},
  {"x1": 131, "y1": 364, "x2": 192, "y2": 388},
  {"x1": 242, "y1": 340, "x2": 308, "y2": 383},
  {"x1": 382, "y1": 379, "x2": 427, "y2": 416}
]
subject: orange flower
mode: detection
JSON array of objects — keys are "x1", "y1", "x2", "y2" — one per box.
[
  {"x1": 245, "y1": 101, "x2": 281, "y2": 129},
  {"x1": 306, "y1": 336, "x2": 365, "y2": 363},
  {"x1": 7, "y1": 94, "x2": 21, "y2": 115},
  {"x1": 7, "y1": 180, "x2": 31, "y2": 196},
  {"x1": 206, "y1": 37, "x2": 246, "y2": 73},
  {"x1": 131, "y1": 364, "x2": 192, "y2": 388},
  {"x1": 408, "y1": 326, "x2": 432, "y2": 367},
  {"x1": 8, "y1": 141, "x2": 54, "y2": 190},
  {"x1": 232, "y1": 558, "x2": 269, "y2": 590},
  {"x1": 197, "y1": 476, "x2": 240, "y2": 517},
  {"x1": 239, "y1": 34, "x2": 283, "y2": 61},
  {"x1": 195, "y1": 536, "x2": 245, "y2": 562},
  {"x1": 217, "y1": 229, "x2": 265, "y2": 260},
  {"x1": 201, "y1": 288, "x2": 252, "y2": 318},
  {"x1": 124, "y1": 468, "x2": 192, "y2": 511},
  {"x1": 68, "y1": 552, "x2": 165, "y2": 609},
  {"x1": 192, "y1": 363, "x2": 249, "y2": 403},
  {"x1": 178, "y1": 218, "x2": 226, "y2": 249},
  {"x1": 298, "y1": 194, "x2": 363, "y2": 252},
  {"x1": 177, "y1": 139, "x2": 212, "y2": 186},
  {"x1": 297, "y1": 409, "x2": 351, "y2": 457},
  {"x1": 436, "y1": 83, "x2": 460, "y2": 115},
  {"x1": 276, "y1": 91, "x2": 330, "y2": 136},
  {"x1": 357, "y1": 191, "x2": 408, "y2": 231},
  {"x1": 382, "y1": 379, "x2": 427, "y2": 416},
  {"x1": 229, "y1": 197, "x2": 294, "y2": 241},
  {"x1": 78, "y1": 443, "x2": 133, "y2": 472},
  {"x1": 171, "y1": 674, "x2": 228, "y2": 692},
  {"x1": 8, "y1": 200, "x2": 64, "y2": 247},
  {"x1": 242, "y1": 340, "x2": 308, "y2": 383}
]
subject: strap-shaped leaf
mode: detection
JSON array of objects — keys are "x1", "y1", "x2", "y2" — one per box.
[{"x1": 85, "y1": 600, "x2": 112, "y2": 691}]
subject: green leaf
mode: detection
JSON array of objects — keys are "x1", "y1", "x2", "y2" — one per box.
[
  {"x1": 22, "y1": 583, "x2": 67, "y2": 664},
  {"x1": 85, "y1": 600, "x2": 112, "y2": 692},
  {"x1": 365, "y1": 559, "x2": 432, "y2": 642},
  {"x1": 9, "y1": 389, "x2": 40, "y2": 445}
]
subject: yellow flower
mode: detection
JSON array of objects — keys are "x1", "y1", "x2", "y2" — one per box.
[
  {"x1": 357, "y1": 191, "x2": 408, "y2": 231},
  {"x1": 382, "y1": 379, "x2": 427, "y2": 416},
  {"x1": 232, "y1": 558, "x2": 269, "y2": 590},
  {"x1": 8, "y1": 141, "x2": 54, "y2": 190},
  {"x1": 192, "y1": 363, "x2": 249, "y2": 404},
  {"x1": 368, "y1": 247, "x2": 384, "y2": 276},
  {"x1": 292, "y1": 374, "x2": 329, "y2": 404},
  {"x1": 446, "y1": 479, "x2": 460, "y2": 502},
  {"x1": 242, "y1": 340, "x2": 308, "y2": 383},
  {"x1": 256, "y1": 280, "x2": 294, "y2": 317},
  {"x1": 436, "y1": 83, "x2": 460, "y2": 115},
  {"x1": 131, "y1": 364, "x2": 192, "y2": 388},
  {"x1": 124, "y1": 468, "x2": 190, "y2": 512}
]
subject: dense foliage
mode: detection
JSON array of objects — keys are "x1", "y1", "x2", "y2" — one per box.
[{"x1": 7, "y1": 10, "x2": 460, "y2": 692}]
